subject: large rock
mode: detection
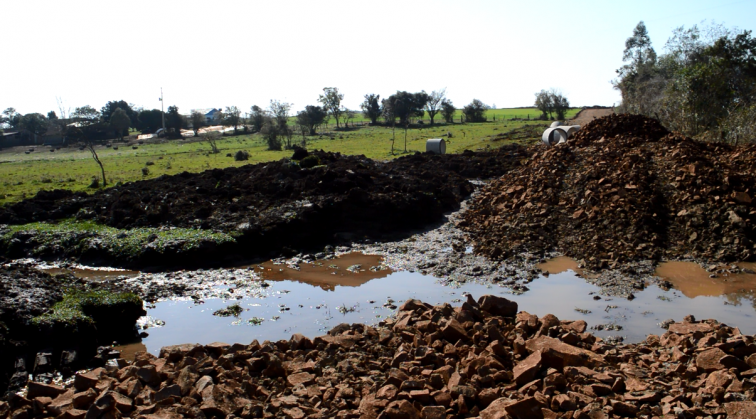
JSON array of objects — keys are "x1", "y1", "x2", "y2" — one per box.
[
  {"x1": 481, "y1": 397, "x2": 544, "y2": 419},
  {"x1": 525, "y1": 336, "x2": 603, "y2": 368},
  {"x1": 513, "y1": 350, "x2": 542, "y2": 386},
  {"x1": 478, "y1": 295, "x2": 518, "y2": 317}
]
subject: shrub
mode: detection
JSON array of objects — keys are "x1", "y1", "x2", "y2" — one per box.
[
  {"x1": 234, "y1": 150, "x2": 250, "y2": 161},
  {"x1": 300, "y1": 155, "x2": 320, "y2": 168}
]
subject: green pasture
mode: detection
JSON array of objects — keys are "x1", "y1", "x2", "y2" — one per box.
[
  {"x1": 320, "y1": 107, "x2": 580, "y2": 125},
  {"x1": 0, "y1": 112, "x2": 560, "y2": 205}
]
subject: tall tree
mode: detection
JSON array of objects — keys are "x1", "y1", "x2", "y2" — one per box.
[
  {"x1": 440, "y1": 99, "x2": 455, "y2": 123},
  {"x1": 224, "y1": 106, "x2": 242, "y2": 133},
  {"x1": 72, "y1": 106, "x2": 101, "y2": 122},
  {"x1": 550, "y1": 91, "x2": 570, "y2": 120},
  {"x1": 2, "y1": 108, "x2": 20, "y2": 128},
  {"x1": 137, "y1": 109, "x2": 163, "y2": 132},
  {"x1": 101, "y1": 100, "x2": 138, "y2": 126},
  {"x1": 318, "y1": 87, "x2": 344, "y2": 128},
  {"x1": 47, "y1": 111, "x2": 58, "y2": 120},
  {"x1": 385, "y1": 91, "x2": 430, "y2": 152},
  {"x1": 190, "y1": 111, "x2": 207, "y2": 136},
  {"x1": 425, "y1": 88, "x2": 446, "y2": 125},
  {"x1": 249, "y1": 105, "x2": 266, "y2": 132},
  {"x1": 296, "y1": 105, "x2": 327, "y2": 135},
  {"x1": 269, "y1": 100, "x2": 293, "y2": 148},
  {"x1": 165, "y1": 106, "x2": 185, "y2": 137},
  {"x1": 20, "y1": 113, "x2": 49, "y2": 142},
  {"x1": 360, "y1": 94, "x2": 381, "y2": 124},
  {"x1": 534, "y1": 90, "x2": 553, "y2": 119},
  {"x1": 109, "y1": 108, "x2": 131, "y2": 141}
]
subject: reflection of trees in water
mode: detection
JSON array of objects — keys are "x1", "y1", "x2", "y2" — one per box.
[{"x1": 722, "y1": 290, "x2": 756, "y2": 310}]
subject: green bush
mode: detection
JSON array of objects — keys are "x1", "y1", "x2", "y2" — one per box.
[{"x1": 300, "y1": 155, "x2": 320, "y2": 168}]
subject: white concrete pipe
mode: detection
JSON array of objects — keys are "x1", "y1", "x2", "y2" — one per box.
[
  {"x1": 426, "y1": 138, "x2": 446, "y2": 154},
  {"x1": 542, "y1": 128, "x2": 568, "y2": 146},
  {"x1": 556, "y1": 125, "x2": 581, "y2": 138},
  {"x1": 550, "y1": 121, "x2": 563, "y2": 128}
]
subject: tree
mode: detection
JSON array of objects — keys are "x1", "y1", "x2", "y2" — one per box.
[
  {"x1": 190, "y1": 111, "x2": 206, "y2": 136},
  {"x1": 165, "y1": 106, "x2": 185, "y2": 137},
  {"x1": 381, "y1": 97, "x2": 397, "y2": 154},
  {"x1": 340, "y1": 108, "x2": 355, "y2": 128},
  {"x1": 67, "y1": 122, "x2": 107, "y2": 187},
  {"x1": 249, "y1": 105, "x2": 266, "y2": 132},
  {"x1": 261, "y1": 116, "x2": 281, "y2": 150},
  {"x1": 613, "y1": 21, "x2": 660, "y2": 116},
  {"x1": 440, "y1": 99, "x2": 455, "y2": 123},
  {"x1": 72, "y1": 105, "x2": 101, "y2": 122},
  {"x1": 425, "y1": 88, "x2": 446, "y2": 125},
  {"x1": 201, "y1": 131, "x2": 221, "y2": 154},
  {"x1": 534, "y1": 90, "x2": 553, "y2": 119},
  {"x1": 137, "y1": 109, "x2": 163, "y2": 132},
  {"x1": 224, "y1": 106, "x2": 242, "y2": 133},
  {"x1": 2, "y1": 108, "x2": 20, "y2": 128},
  {"x1": 296, "y1": 105, "x2": 327, "y2": 135},
  {"x1": 109, "y1": 108, "x2": 131, "y2": 141},
  {"x1": 463, "y1": 99, "x2": 487, "y2": 122},
  {"x1": 385, "y1": 91, "x2": 430, "y2": 152},
  {"x1": 318, "y1": 87, "x2": 344, "y2": 128},
  {"x1": 360, "y1": 94, "x2": 381, "y2": 124},
  {"x1": 101, "y1": 100, "x2": 138, "y2": 126},
  {"x1": 47, "y1": 111, "x2": 58, "y2": 120},
  {"x1": 269, "y1": 100, "x2": 293, "y2": 149},
  {"x1": 550, "y1": 91, "x2": 570, "y2": 120},
  {"x1": 20, "y1": 113, "x2": 49, "y2": 142}
]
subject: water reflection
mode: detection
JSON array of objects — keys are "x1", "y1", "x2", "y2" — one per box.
[
  {"x1": 135, "y1": 263, "x2": 756, "y2": 355},
  {"x1": 251, "y1": 252, "x2": 391, "y2": 291}
]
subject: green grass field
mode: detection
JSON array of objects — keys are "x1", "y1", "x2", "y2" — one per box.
[{"x1": 0, "y1": 108, "x2": 579, "y2": 205}]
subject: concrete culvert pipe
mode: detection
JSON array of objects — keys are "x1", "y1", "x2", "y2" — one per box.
[
  {"x1": 556, "y1": 125, "x2": 581, "y2": 138},
  {"x1": 550, "y1": 121, "x2": 563, "y2": 128},
  {"x1": 542, "y1": 128, "x2": 568, "y2": 146},
  {"x1": 426, "y1": 138, "x2": 446, "y2": 154}
]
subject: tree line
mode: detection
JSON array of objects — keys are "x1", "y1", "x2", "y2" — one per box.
[{"x1": 614, "y1": 21, "x2": 756, "y2": 144}]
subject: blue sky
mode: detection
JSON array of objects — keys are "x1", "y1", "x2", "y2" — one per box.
[{"x1": 2, "y1": 0, "x2": 755, "y2": 117}]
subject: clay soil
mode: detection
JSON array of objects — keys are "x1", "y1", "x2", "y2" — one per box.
[{"x1": 462, "y1": 114, "x2": 756, "y2": 270}]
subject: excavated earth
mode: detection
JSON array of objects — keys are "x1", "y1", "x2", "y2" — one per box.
[
  {"x1": 462, "y1": 114, "x2": 756, "y2": 270},
  {"x1": 0, "y1": 147, "x2": 528, "y2": 268},
  {"x1": 3, "y1": 295, "x2": 756, "y2": 419}
]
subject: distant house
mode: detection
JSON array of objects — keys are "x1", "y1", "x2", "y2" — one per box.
[
  {"x1": 188, "y1": 108, "x2": 223, "y2": 126},
  {"x1": 41, "y1": 123, "x2": 67, "y2": 146}
]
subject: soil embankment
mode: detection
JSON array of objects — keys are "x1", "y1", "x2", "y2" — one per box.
[
  {"x1": 3, "y1": 295, "x2": 755, "y2": 418},
  {"x1": 0, "y1": 148, "x2": 528, "y2": 268},
  {"x1": 568, "y1": 107, "x2": 615, "y2": 126},
  {"x1": 462, "y1": 114, "x2": 756, "y2": 270}
]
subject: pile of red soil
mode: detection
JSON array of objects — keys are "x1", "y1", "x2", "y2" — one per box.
[{"x1": 461, "y1": 115, "x2": 756, "y2": 269}]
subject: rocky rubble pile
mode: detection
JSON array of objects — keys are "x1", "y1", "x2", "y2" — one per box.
[
  {"x1": 4, "y1": 295, "x2": 756, "y2": 419},
  {"x1": 462, "y1": 115, "x2": 756, "y2": 269}
]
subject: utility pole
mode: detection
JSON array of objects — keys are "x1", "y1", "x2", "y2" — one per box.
[{"x1": 160, "y1": 87, "x2": 166, "y2": 133}]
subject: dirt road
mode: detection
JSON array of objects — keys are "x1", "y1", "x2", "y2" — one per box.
[{"x1": 569, "y1": 107, "x2": 615, "y2": 126}]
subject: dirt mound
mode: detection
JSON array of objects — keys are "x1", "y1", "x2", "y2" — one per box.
[
  {"x1": 462, "y1": 115, "x2": 756, "y2": 269},
  {"x1": 570, "y1": 113, "x2": 669, "y2": 147},
  {"x1": 6, "y1": 295, "x2": 755, "y2": 418},
  {"x1": 0, "y1": 147, "x2": 529, "y2": 266}
]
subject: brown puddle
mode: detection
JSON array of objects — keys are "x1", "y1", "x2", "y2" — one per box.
[
  {"x1": 42, "y1": 267, "x2": 140, "y2": 280},
  {"x1": 654, "y1": 261, "x2": 756, "y2": 298},
  {"x1": 537, "y1": 256, "x2": 584, "y2": 275},
  {"x1": 251, "y1": 252, "x2": 392, "y2": 291},
  {"x1": 113, "y1": 342, "x2": 148, "y2": 361}
]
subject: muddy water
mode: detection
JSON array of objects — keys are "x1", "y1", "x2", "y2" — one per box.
[
  {"x1": 252, "y1": 252, "x2": 391, "y2": 290},
  {"x1": 655, "y1": 261, "x2": 756, "y2": 298},
  {"x1": 537, "y1": 256, "x2": 583, "y2": 275},
  {"x1": 131, "y1": 256, "x2": 756, "y2": 355}
]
